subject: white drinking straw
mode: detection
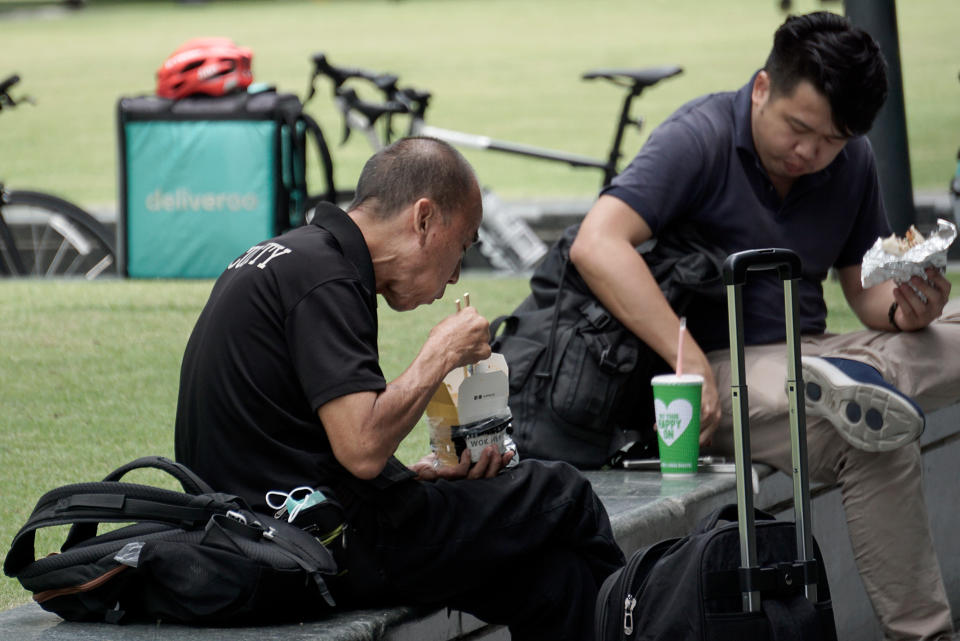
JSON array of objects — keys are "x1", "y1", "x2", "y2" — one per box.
[{"x1": 676, "y1": 316, "x2": 687, "y2": 376}]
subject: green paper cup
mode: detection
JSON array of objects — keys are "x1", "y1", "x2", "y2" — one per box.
[{"x1": 651, "y1": 373, "x2": 703, "y2": 477}]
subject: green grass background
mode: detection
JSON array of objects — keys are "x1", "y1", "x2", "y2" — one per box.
[
  {"x1": 1, "y1": 0, "x2": 958, "y2": 212},
  {"x1": 2, "y1": 0, "x2": 960, "y2": 611}
]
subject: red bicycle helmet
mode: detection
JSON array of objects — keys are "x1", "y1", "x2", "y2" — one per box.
[{"x1": 156, "y1": 37, "x2": 253, "y2": 100}]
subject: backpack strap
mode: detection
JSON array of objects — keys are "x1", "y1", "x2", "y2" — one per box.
[
  {"x1": 532, "y1": 254, "x2": 571, "y2": 397},
  {"x1": 58, "y1": 456, "x2": 223, "y2": 551},
  {"x1": 4, "y1": 479, "x2": 240, "y2": 578},
  {"x1": 300, "y1": 111, "x2": 339, "y2": 205}
]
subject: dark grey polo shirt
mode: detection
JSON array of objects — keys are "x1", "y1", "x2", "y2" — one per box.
[{"x1": 603, "y1": 73, "x2": 890, "y2": 350}]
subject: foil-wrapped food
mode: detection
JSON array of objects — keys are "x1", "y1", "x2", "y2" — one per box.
[{"x1": 861, "y1": 218, "x2": 957, "y2": 289}]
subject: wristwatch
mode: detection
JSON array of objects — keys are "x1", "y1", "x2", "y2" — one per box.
[{"x1": 888, "y1": 301, "x2": 902, "y2": 331}]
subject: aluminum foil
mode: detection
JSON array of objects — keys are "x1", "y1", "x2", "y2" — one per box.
[{"x1": 861, "y1": 218, "x2": 957, "y2": 289}]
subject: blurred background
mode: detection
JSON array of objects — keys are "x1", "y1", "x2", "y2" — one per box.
[{"x1": 2, "y1": 0, "x2": 957, "y2": 219}]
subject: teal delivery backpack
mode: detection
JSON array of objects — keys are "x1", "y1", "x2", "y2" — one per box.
[{"x1": 117, "y1": 90, "x2": 336, "y2": 278}]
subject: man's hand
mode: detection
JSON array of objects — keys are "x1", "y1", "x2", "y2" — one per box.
[
  {"x1": 409, "y1": 446, "x2": 515, "y2": 481},
  {"x1": 892, "y1": 268, "x2": 952, "y2": 331},
  {"x1": 426, "y1": 306, "x2": 492, "y2": 372},
  {"x1": 697, "y1": 366, "x2": 722, "y2": 447}
]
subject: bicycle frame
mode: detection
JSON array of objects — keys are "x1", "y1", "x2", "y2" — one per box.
[
  {"x1": 308, "y1": 54, "x2": 682, "y2": 189},
  {"x1": 406, "y1": 77, "x2": 654, "y2": 187},
  {"x1": 303, "y1": 56, "x2": 682, "y2": 272},
  {"x1": 411, "y1": 122, "x2": 610, "y2": 177}
]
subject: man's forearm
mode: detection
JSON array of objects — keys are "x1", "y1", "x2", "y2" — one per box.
[
  {"x1": 838, "y1": 264, "x2": 897, "y2": 330},
  {"x1": 573, "y1": 239, "x2": 688, "y2": 367},
  {"x1": 370, "y1": 345, "x2": 453, "y2": 453},
  {"x1": 319, "y1": 309, "x2": 491, "y2": 480}
]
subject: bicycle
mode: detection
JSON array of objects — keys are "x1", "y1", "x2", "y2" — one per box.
[
  {"x1": 304, "y1": 53, "x2": 682, "y2": 271},
  {"x1": 1, "y1": 74, "x2": 116, "y2": 278}
]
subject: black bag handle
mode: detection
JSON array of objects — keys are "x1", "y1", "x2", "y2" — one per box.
[
  {"x1": 488, "y1": 314, "x2": 517, "y2": 342},
  {"x1": 3, "y1": 457, "x2": 245, "y2": 578},
  {"x1": 3, "y1": 483, "x2": 238, "y2": 577},
  {"x1": 98, "y1": 455, "x2": 214, "y2": 495}
]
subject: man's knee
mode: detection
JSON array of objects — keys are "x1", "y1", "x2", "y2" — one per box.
[{"x1": 837, "y1": 440, "x2": 922, "y2": 486}]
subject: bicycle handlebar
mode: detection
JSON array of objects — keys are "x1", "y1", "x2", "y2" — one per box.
[
  {"x1": 0, "y1": 74, "x2": 32, "y2": 111},
  {"x1": 316, "y1": 54, "x2": 680, "y2": 126},
  {"x1": 1, "y1": 75, "x2": 20, "y2": 95},
  {"x1": 336, "y1": 87, "x2": 408, "y2": 120},
  {"x1": 306, "y1": 52, "x2": 400, "y2": 104}
]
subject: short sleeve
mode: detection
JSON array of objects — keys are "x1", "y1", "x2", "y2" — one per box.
[
  {"x1": 834, "y1": 138, "x2": 892, "y2": 269},
  {"x1": 286, "y1": 278, "x2": 385, "y2": 411},
  {"x1": 602, "y1": 118, "x2": 709, "y2": 235}
]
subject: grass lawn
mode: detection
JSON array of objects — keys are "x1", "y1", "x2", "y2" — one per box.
[
  {"x1": 1, "y1": 0, "x2": 958, "y2": 212},
  {"x1": 2, "y1": 272, "x2": 959, "y2": 609}
]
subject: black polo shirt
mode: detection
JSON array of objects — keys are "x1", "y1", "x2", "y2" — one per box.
[
  {"x1": 175, "y1": 203, "x2": 414, "y2": 513},
  {"x1": 604, "y1": 73, "x2": 890, "y2": 350}
]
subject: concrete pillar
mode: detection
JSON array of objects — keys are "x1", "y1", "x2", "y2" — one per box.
[{"x1": 844, "y1": 0, "x2": 915, "y2": 233}]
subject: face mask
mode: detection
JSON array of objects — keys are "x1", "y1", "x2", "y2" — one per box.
[{"x1": 265, "y1": 486, "x2": 328, "y2": 523}]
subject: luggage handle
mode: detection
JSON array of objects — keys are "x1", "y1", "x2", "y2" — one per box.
[
  {"x1": 722, "y1": 248, "x2": 802, "y2": 285},
  {"x1": 722, "y1": 248, "x2": 816, "y2": 613}
]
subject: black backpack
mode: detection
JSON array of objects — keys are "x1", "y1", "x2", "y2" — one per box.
[
  {"x1": 490, "y1": 223, "x2": 726, "y2": 468},
  {"x1": 3, "y1": 456, "x2": 339, "y2": 625},
  {"x1": 596, "y1": 505, "x2": 837, "y2": 641}
]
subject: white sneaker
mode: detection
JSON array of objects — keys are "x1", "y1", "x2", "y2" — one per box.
[{"x1": 801, "y1": 356, "x2": 924, "y2": 452}]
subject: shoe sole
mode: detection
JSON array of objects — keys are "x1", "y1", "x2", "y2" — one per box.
[{"x1": 801, "y1": 356, "x2": 924, "y2": 452}]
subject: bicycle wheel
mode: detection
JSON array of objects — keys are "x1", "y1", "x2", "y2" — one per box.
[{"x1": 0, "y1": 190, "x2": 116, "y2": 279}]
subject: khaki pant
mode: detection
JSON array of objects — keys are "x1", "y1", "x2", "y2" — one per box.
[{"x1": 705, "y1": 298, "x2": 960, "y2": 641}]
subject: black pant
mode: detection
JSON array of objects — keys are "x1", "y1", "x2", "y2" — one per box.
[{"x1": 332, "y1": 459, "x2": 625, "y2": 641}]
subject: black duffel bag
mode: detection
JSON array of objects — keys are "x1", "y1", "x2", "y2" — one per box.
[{"x1": 596, "y1": 505, "x2": 836, "y2": 641}]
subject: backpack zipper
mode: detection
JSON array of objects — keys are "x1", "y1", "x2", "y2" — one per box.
[
  {"x1": 623, "y1": 594, "x2": 637, "y2": 636},
  {"x1": 617, "y1": 544, "x2": 650, "y2": 640}
]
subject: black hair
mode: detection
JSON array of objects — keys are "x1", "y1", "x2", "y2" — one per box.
[
  {"x1": 764, "y1": 11, "x2": 888, "y2": 137},
  {"x1": 347, "y1": 137, "x2": 480, "y2": 221}
]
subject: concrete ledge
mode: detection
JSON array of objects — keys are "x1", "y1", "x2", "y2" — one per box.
[
  {"x1": 2, "y1": 403, "x2": 958, "y2": 641},
  {"x1": 0, "y1": 602, "x2": 507, "y2": 641}
]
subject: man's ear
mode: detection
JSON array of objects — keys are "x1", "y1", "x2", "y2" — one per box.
[
  {"x1": 411, "y1": 198, "x2": 436, "y2": 247},
  {"x1": 752, "y1": 70, "x2": 770, "y2": 108}
]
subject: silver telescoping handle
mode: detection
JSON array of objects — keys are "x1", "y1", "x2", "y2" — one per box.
[{"x1": 721, "y1": 248, "x2": 816, "y2": 612}]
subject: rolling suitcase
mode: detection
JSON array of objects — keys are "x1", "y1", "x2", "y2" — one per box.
[{"x1": 595, "y1": 248, "x2": 837, "y2": 640}]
